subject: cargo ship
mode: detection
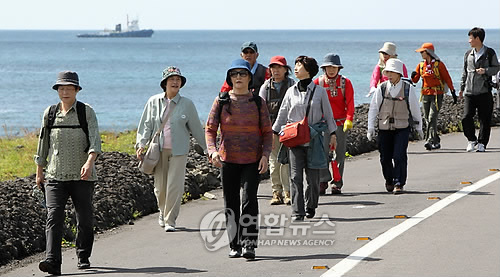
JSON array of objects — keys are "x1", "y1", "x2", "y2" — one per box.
[{"x1": 77, "y1": 16, "x2": 153, "y2": 38}]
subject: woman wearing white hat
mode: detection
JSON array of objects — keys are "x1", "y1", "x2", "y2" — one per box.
[
  {"x1": 367, "y1": 42, "x2": 409, "y2": 97},
  {"x1": 367, "y1": 58, "x2": 423, "y2": 194}
]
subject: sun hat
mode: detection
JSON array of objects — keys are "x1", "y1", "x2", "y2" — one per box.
[
  {"x1": 226, "y1": 59, "x2": 253, "y2": 88},
  {"x1": 320, "y1": 53, "x2": 343, "y2": 69},
  {"x1": 52, "y1": 71, "x2": 82, "y2": 90},
  {"x1": 415, "y1": 42, "x2": 440, "y2": 60},
  {"x1": 382, "y1": 58, "x2": 404, "y2": 76},
  {"x1": 269, "y1": 56, "x2": 290, "y2": 70},
  {"x1": 160, "y1": 66, "x2": 187, "y2": 91},
  {"x1": 241, "y1": 41, "x2": 258, "y2": 53},
  {"x1": 379, "y1": 42, "x2": 398, "y2": 56}
]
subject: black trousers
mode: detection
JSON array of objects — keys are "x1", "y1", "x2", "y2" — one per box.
[
  {"x1": 221, "y1": 162, "x2": 260, "y2": 249},
  {"x1": 462, "y1": 93, "x2": 494, "y2": 146},
  {"x1": 45, "y1": 180, "x2": 94, "y2": 264},
  {"x1": 378, "y1": 128, "x2": 410, "y2": 186}
]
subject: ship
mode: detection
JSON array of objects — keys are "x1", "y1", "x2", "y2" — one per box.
[{"x1": 77, "y1": 16, "x2": 153, "y2": 38}]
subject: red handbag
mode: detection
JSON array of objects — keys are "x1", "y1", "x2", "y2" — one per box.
[{"x1": 279, "y1": 86, "x2": 316, "y2": 148}]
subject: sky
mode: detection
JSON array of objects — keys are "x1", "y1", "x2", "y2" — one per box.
[{"x1": 1, "y1": 0, "x2": 499, "y2": 30}]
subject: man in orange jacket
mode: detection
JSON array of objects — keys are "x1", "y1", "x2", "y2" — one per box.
[{"x1": 411, "y1": 43, "x2": 456, "y2": 150}]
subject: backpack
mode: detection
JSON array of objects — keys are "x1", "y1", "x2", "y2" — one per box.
[
  {"x1": 42, "y1": 101, "x2": 90, "y2": 152},
  {"x1": 379, "y1": 79, "x2": 420, "y2": 139},
  {"x1": 319, "y1": 75, "x2": 346, "y2": 104},
  {"x1": 418, "y1": 60, "x2": 445, "y2": 92},
  {"x1": 217, "y1": 90, "x2": 262, "y2": 129}
]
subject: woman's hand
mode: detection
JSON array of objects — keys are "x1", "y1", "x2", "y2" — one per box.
[
  {"x1": 35, "y1": 165, "x2": 45, "y2": 189},
  {"x1": 81, "y1": 153, "x2": 97, "y2": 180},
  {"x1": 80, "y1": 161, "x2": 93, "y2": 180},
  {"x1": 329, "y1": 134, "x2": 337, "y2": 150},
  {"x1": 136, "y1": 147, "x2": 145, "y2": 161},
  {"x1": 210, "y1": 152, "x2": 222, "y2": 168},
  {"x1": 258, "y1": 155, "x2": 268, "y2": 174}
]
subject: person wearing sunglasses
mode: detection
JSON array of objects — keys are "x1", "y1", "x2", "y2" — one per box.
[
  {"x1": 206, "y1": 59, "x2": 273, "y2": 260},
  {"x1": 220, "y1": 41, "x2": 270, "y2": 93},
  {"x1": 367, "y1": 42, "x2": 408, "y2": 97}
]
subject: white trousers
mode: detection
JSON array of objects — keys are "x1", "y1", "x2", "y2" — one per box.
[{"x1": 153, "y1": 149, "x2": 187, "y2": 226}]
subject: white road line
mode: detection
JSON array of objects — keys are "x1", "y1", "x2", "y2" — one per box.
[{"x1": 321, "y1": 172, "x2": 500, "y2": 277}]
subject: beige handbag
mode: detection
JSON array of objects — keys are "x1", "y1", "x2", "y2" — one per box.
[{"x1": 138, "y1": 102, "x2": 175, "y2": 174}]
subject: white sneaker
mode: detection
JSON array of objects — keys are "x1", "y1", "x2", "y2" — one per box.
[
  {"x1": 466, "y1": 141, "x2": 477, "y2": 152},
  {"x1": 165, "y1": 224, "x2": 175, "y2": 232},
  {"x1": 158, "y1": 213, "x2": 165, "y2": 228},
  {"x1": 476, "y1": 143, "x2": 485, "y2": 152}
]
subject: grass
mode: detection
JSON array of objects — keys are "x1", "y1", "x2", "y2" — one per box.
[{"x1": 0, "y1": 129, "x2": 137, "y2": 182}]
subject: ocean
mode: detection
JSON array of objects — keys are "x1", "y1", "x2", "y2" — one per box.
[{"x1": 1, "y1": 29, "x2": 499, "y2": 136}]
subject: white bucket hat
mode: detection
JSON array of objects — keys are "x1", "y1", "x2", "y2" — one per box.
[
  {"x1": 379, "y1": 42, "x2": 398, "y2": 56},
  {"x1": 383, "y1": 58, "x2": 404, "y2": 75}
]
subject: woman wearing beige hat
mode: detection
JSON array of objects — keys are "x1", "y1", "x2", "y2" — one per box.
[
  {"x1": 367, "y1": 42, "x2": 409, "y2": 97},
  {"x1": 367, "y1": 59, "x2": 423, "y2": 194},
  {"x1": 136, "y1": 66, "x2": 207, "y2": 232}
]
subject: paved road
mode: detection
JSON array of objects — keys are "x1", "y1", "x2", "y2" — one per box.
[{"x1": 3, "y1": 128, "x2": 499, "y2": 277}]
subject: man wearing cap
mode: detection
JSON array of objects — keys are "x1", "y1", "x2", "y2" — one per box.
[
  {"x1": 259, "y1": 56, "x2": 295, "y2": 205},
  {"x1": 35, "y1": 71, "x2": 102, "y2": 275},
  {"x1": 411, "y1": 42, "x2": 456, "y2": 151},
  {"x1": 459, "y1": 27, "x2": 499, "y2": 152},
  {"x1": 314, "y1": 53, "x2": 355, "y2": 195},
  {"x1": 367, "y1": 59, "x2": 423, "y2": 194},
  {"x1": 136, "y1": 66, "x2": 207, "y2": 232},
  {"x1": 220, "y1": 41, "x2": 270, "y2": 93}
]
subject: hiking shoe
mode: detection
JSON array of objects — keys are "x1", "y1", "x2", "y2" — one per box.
[
  {"x1": 424, "y1": 141, "x2": 432, "y2": 150},
  {"x1": 77, "y1": 257, "x2": 91, "y2": 269},
  {"x1": 242, "y1": 246, "x2": 255, "y2": 260},
  {"x1": 385, "y1": 181, "x2": 394, "y2": 192},
  {"x1": 158, "y1": 212, "x2": 165, "y2": 228},
  {"x1": 319, "y1": 182, "x2": 328, "y2": 195},
  {"x1": 270, "y1": 191, "x2": 283, "y2": 205},
  {"x1": 283, "y1": 191, "x2": 291, "y2": 205},
  {"x1": 228, "y1": 248, "x2": 242, "y2": 258},
  {"x1": 306, "y1": 208, "x2": 316, "y2": 219},
  {"x1": 165, "y1": 224, "x2": 175, "y2": 232},
  {"x1": 466, "y1": 141, "x2": 477, "y2": 152},
  {"x1": 394, "y1": 184, "x2": 404, "y2": 195},
  {"x1": 331, "y1": 186, "x2": 342, "y2": 195},
  {"x1": 39, "y1": 260, "x2": 61, "y2": 276},
  {"x1": 476, "y1": 143, "x2": 485, "y2": 152}
]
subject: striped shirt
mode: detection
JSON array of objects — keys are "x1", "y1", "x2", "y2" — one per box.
[{"x1": 205, "y1": 92, "x2": 273, "y2": 164}]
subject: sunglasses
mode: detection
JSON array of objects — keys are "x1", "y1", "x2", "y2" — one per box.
[
  {"x1": 229, "y1": 70, "x2": 249, "y2": 77},
  {"x1": 242, "y1": 50, "x2": 256, "y2": 54}
]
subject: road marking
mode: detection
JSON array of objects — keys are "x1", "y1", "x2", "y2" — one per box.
[{"x1": 321, "y1": 172, "x2": 500, "y2": 277}]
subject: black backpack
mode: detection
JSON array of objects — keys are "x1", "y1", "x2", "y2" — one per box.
[
  {"x1": 217, "y1": 90, "x2": 262, "y2": 129},
  {"x1": 42, "y1": 101, "x2": 90, "y2": 152}
]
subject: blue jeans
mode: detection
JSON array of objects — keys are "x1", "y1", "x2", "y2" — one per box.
[
  {"x1": 377, "y1": 128, "x2": 410, "y2": 186},
  {"x1": 44, "y1": 180, "x2": 94, "y2": 264}
]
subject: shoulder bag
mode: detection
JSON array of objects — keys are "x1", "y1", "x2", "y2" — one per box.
[
  {"x1": 279, "y1": 86, "x2": 315, "y2": 148},
  {"x1": 138, "y1": 101, "x2": 176, "y2": 174}
]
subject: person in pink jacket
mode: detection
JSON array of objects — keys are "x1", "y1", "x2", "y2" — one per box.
[{"x1": 367, "y1": 42, "x2": 408, "y2": 97}]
